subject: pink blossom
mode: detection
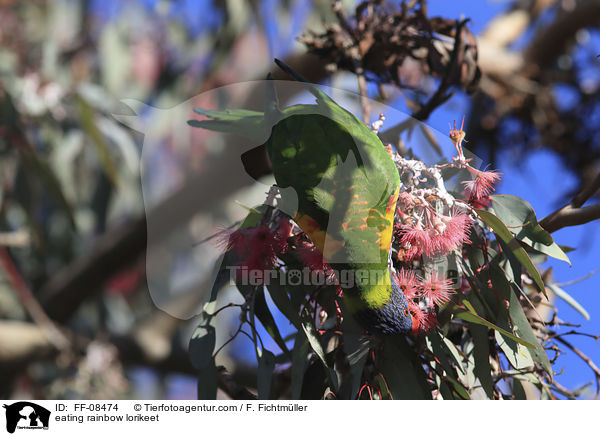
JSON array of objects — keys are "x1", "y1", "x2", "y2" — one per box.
[
  {"x1": 295, "y1": 240, "x2": 338, "y2": 284},
  {"x1": 433, "y1": 209, "x2": 472, "y2": 253},
  {"x1": 400, "y1": 225, "x2": 435, "y2": 260},
  {"x1": 396, "y1": 192, "x2": 414, "y2": 209},
  {"x1": 272, "y1": 218, "x2": 293, "y2": 255},
  {"x1": 408, "y1": 300, "x2": 425, "y2": 333},
  {"x1": 393, "y1": 268, "x2": 420, "y2": 299},
  {"x1": 297, "y1": 241, "x2": 326, "y2": 271},
  {"x1": 419, "y1": 272, "x2": 455, "y2": 306},
  {"x1": 463, "y1": 167, "x2": 502, "y2": 202},
  {"x1": 420, "y1": 312, "x2": 439, "y2": 332},
  {"x1": 217, "y1": 226, "x2": 246, "y2": 256},
  {"x1": 218, "y1": 221, "x2": 293, "y2": 282}
]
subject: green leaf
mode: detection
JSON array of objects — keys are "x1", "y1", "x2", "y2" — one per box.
[
  {"x1": 475, "y1": 209, "x2": 547, "y2": 298},
  {"x1": 468, "y1": 323, "x2": 495, "y2": 398},
  {"x1": 559, "y1": 245, "x2": 575, "y2": 253},
  {"x1": 208, "y1": 254, "x2": 235, "y2": 302},
  {"x1": 300, "y1": 312, "x2": 338, "y2": 391},
  {"x1": 427, "y1": 333, "x2": 465, "y2": 376},
  {"x1": 547, "y1": 283, "x2": 590, "y2": 321},
  {"x1": 197, "y1": 358, "x2": 218, "y2": 400},
  {"x1": 257, "y1": 349, "x2": 275, "y2": 399},
  {"x1": 512, "y1": 378, "x2": 528, "y2": 400},
  {"x1": 343, "y1": 334, "x2": 370, "y2": 399},
  {"x1": 495, "y1": 329, "x2": 534, "y2": 370},
  {"x1": 455, "y1": 300, "x2": 536, "y2": 349},
  {"x1": 439, "y1": 336, "x2": 466, "y2": 375},
  {"x1": 188, "y1": 108, "x2": 266, "y2": 142},
  {"x1": 236, "y1": 281, "x2": 290, "y2": 356},
  {"x1": 490, "y1": 264, "x2": 553, "y2": 377},
  {"x1": 524, "y1": 240, "x2": 571, "y2": 265},
  {"x1": 427, "y1": 334, "x2": 471, "y2": 399},
  {"x1": 77, "y1": 95, "x2": 120, "y2": 188},
  {"x1": 266, "y1": 280, "x2": 302, "y2": 328},
  {"x1": 253, "y1": 286, "x2": 291, "y2": 355},
  {"x1": 189, "y1": 321, "x2": 216, "y2": 370},
  {"x1": 291, "y1": 333, "x2": 309, "y2": 400},
  {"x1": 491, "y1": 195, "x2": 570, "y2": 265},
  {"x1": 379, "y1": 337, "x2": 431, "y2": 400},
  {"x1": 490, "y1": 194, "x2": 552, "y2": 244},
  {"x1": 433, "y1": 371, "x2": 455, "y2": 400},
  {"x1": 443, "y1": 375, "x2": 472, "y2": 400}
]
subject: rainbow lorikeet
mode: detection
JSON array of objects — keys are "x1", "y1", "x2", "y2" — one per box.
[{"x1": 189, "y1": 61, "x2": 414, "y2": 335}]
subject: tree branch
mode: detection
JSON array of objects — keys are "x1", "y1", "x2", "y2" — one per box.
[
  {"x1": 540, "y1": 171, "x2": 600, "y2": 233},
  {"x1": 524, "y1": 0, "x2": 600, "y2": 72},
  {"x1": 553, "y1": 335, "x2": 600, "y2": 399},
  {"x1": 0, "y1": 247, "x2": 69, "y2": 349},
  {"x1": 378, "y1": 19, "x2": 468, "y2": 146}
]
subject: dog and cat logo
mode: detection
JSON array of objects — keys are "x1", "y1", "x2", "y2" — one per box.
[{"x1": 2, "y1": 402, "x2": 50, "y2": 433}]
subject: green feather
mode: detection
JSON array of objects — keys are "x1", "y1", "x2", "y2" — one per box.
[{"x1": 190, "y1": 63, "x2": 413, "y2": 335}]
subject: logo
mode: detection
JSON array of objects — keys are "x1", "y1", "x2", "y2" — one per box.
[{"x1": 3, "y1": 402, "x2": 50, "y2": 434}]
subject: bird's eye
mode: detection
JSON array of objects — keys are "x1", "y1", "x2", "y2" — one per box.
[{"x1": 403, "y1": 308, "x2": 410, "y2": 316}]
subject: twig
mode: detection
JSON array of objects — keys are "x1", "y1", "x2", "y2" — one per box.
[
  {"x1": 572, "y1": 172, "x2": 600, "y2": 208},
  {"x1": 553, "y1": 335, "x2": 600, "y2": 399},
  {"x1": 540, "y1": 171, "x2": 600, "y2": 233},
  {"x1": 378, "y1": 19, "x2": 468, "y2": 145},
  {"x1": 213, "y1": 322, "x2": 245, "y2": 358},
  {"x1": 411, "y1": 19, "x2": 469, "y2": 121},
  {"x1": 356, "y1": 70, "x2": 371, "y2": 123},
  {"x1": 332, "y1": 1, "x2": 359, "y2": 42},
  {"x1": 556, "y1": 266, "x2": 600, "y2": 288},
  {"x1": 333, "y1": 1, "x2": 371, "y2": 122},
  {"x1": 540, "y1": 200, "x2": 600, "y2": 233},
  {"x1": 524, "y1": 0, "x2": 600, "y2": 71},
  {"x1": 545, "y1": 330, "x2": 600, "y2": 341},
  {"x1": 549, "y1": 379, "x2": 591, "y2": 400},
  {"x1": 216, "y1": 366, "x2": 257, "y2": 400},
  {"x1": 0, "y1": 230, "x2": 30, "y2": 247},
  {"x1": 0, "y1": 246, "x2": 69, "y2": 350}
]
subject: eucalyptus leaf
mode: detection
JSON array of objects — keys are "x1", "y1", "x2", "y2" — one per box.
[
  {"x1": 267, "y1": 280, "x2": 302, "y2": 328},
  {"x1": 490, "y1": 194, "x2": 570, "y2": 264},
  {"x1": 257, "y1": 349, "x2": 276, "y2": 399},
  {"x1": 469, "y1": 322, "x2": 495, "y2": 398},
  {"x1": 490, "y1": 264, "x2": 553, "y2": 377},
  {"x1": 197, "y1": 358, "x2": 218, "y2": 400},
  {"x1": 547, "y1": 283, "x2": 590, "y2": 321},
  {"x1": 189, "y1": 311, "x2": 216, "y2": 371},
  {"x1": 379, "y1": 337, "x2": 431, "y2": 400},
  {"x1": 495, "y1": 330, "x2": 534, "y2": 370},
  {"x1": 300, "y1": 312, "x2": 338, "y2": 391},
  {"x1": 253, "y1": 286, "x2": 291, "y2": 355},
  {"x1": 455, "y1": 300, "x2": 536, "y2": 349},
  {"x1": 291, "y1": 333, "x2": 310, "y2": 400},
  {"x1": 475, "y1": 209, "x2": 547, "y2": 297},
  {"x1": 490, "y1": 194, "x2": 552, "y2": 245},
  {"x1": 343, "y1": 334, "x2": 370, "y2": 400}
]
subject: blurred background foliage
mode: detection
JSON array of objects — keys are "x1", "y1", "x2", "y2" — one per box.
[{"x1": 0, "y1": 0, "x2": 599, "y2": 399}]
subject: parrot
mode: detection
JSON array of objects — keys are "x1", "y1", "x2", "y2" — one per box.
[{"x1": 188, "y1": 60, "x2": 415, "y2": 335}]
